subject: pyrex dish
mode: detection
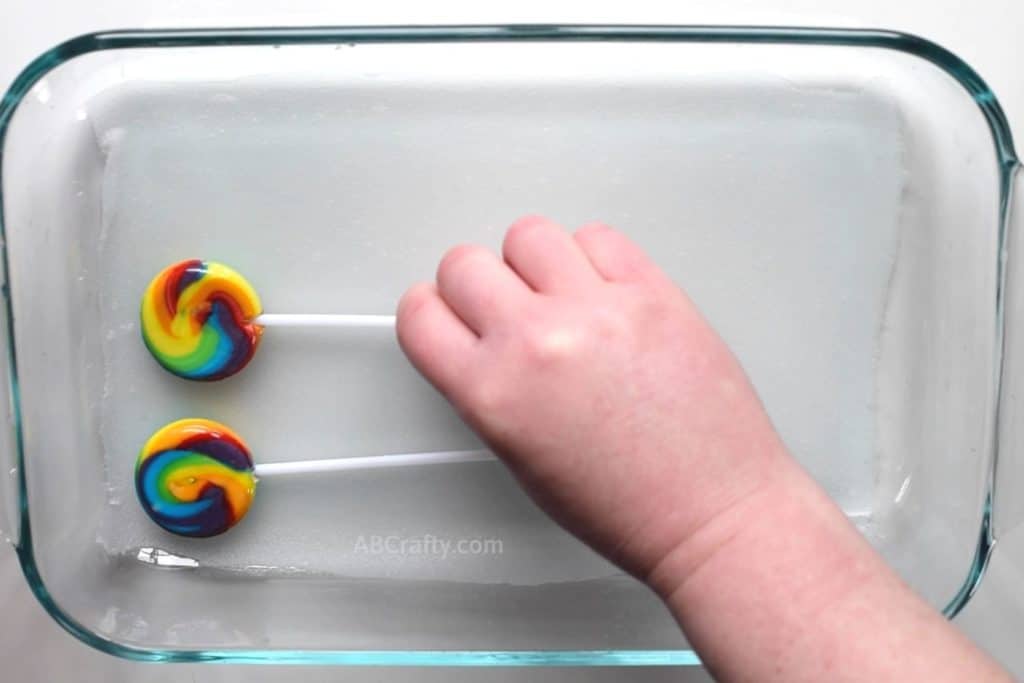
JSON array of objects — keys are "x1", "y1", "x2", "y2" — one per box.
[{"x1": 0, "y1": 26, "x2": 1019, "y2": 666}]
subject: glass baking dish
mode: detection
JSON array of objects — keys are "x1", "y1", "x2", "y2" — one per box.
[{"x1": 0, "y1": 25, "x2": 1020, "y2": 666}]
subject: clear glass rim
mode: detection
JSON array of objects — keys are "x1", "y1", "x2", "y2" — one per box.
[{"x1": 0, "y1": 24, "x2": 1018, "y2": 666}]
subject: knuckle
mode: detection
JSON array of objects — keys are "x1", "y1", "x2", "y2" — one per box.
[
  {"x1": 591, "y1": 306, "x2": 633, "y2": 342},
  {"x1": 462, "y1": 378, "x2": 511, "y2": 423},
  {"x1": 520, "y1": 324, "x2": 583, "y2": 366},
  {"x1": 621, "y1": 286, "x2": 669, "y2": 320}
]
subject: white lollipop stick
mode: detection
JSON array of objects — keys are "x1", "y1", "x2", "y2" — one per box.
[
  {"x1": 253, "y1": 448, "x2": 493, "y2": 477},
  {"x1": 252, "y1": 313, "x2": 396, "y2": 328}
]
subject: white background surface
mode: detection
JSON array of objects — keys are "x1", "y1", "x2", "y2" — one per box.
[{"x1": 1, "y1": 1, "x2": 1023, "y2": 681}]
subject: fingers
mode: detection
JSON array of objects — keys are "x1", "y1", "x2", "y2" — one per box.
[
  {"x1": 436, "y1": 244, "x2": 532, "y2": 335},
  {"x1": 502, "y1": 215, "x2": 602, "y2": 294},
  {"x1": 573, "y1": 222, "x2": 666, "y2": 285},
  {"x1": 396, "y1": 282, "x2": 478, "y2": 399}
]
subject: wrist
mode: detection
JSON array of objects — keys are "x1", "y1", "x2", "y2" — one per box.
[
  {"x1": 647, "y1": 454, "x2": 806, "y2": 602},
  {"x1": 645, "y1": 455, "x2": 1011, "y2": 682}
]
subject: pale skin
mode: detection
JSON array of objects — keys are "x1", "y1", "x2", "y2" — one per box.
[{"x1": 395, "y1": 215, "x2": 1011, "y2": 682}]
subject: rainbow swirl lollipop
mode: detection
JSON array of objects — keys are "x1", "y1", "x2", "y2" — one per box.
[
  {"x1": 135, "y1": 418, "x2": 493, "y2": 538},
  {"x1": 140, "y1": 259, "x2": 263, "y2": 381},
  {"x1": 135, "y1": 418, "x2": 257, "y2": 538},
  {"x1": 141, "y1": 258, "x2": 399, "y2": 381}
]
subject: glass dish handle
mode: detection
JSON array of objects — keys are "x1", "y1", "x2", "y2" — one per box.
[
  {"x1": 995, "y1": 165, "x2": 1024, "y2": 540},
  {"x1": 0, "y1": 273, "x2": 19, "y2": 547}
]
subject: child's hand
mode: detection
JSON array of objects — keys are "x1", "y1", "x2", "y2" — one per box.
[
  {"x1": 396, "y1": 216, "x2": 1009, "y2": 682},
  {"x1": 396, "y1": 215, "x2": 787, "y2": 584}
]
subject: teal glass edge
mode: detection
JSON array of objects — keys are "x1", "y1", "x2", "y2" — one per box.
[{"x1": 0, "y1": 24, "x2": 1019, "y2": 666}]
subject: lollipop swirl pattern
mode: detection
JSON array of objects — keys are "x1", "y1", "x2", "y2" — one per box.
[
  {"x1": 136, "y1": 418, "x2": 257, "y2": 538},
  {"x1": 141, "y1": 259, "x2": 263, "y2": 381}
]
